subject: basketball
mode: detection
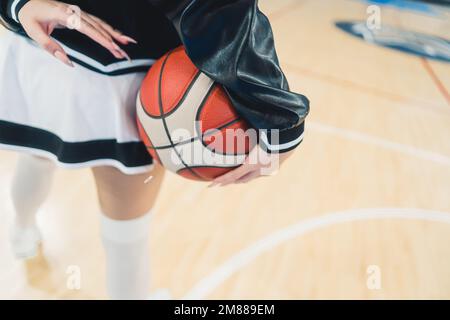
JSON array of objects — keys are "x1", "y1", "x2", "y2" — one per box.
[{"x1": 136, "y1": 47, "x2": 256, "y2": 181}]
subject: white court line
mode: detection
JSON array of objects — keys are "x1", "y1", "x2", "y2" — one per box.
[
  {"x1": 183, "y1": 208, "x2": 450, "y2": 299},
  {"x1": 308, "y1": 121, "x2": 450, "y2": 166}
]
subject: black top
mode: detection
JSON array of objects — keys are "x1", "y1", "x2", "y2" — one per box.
[
  {"x1": 0, "y1": 0, "x2": 310, "y2": 153},
  {"x1": 1, "y1": 0, "x2": 182, "y2": 75}
]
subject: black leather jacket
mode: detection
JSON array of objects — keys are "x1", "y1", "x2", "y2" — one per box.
[{"x1": 1, "y1": 0, "x2": 309, "y2": 153}]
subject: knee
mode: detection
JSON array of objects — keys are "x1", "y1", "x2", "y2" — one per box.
[
  {"x1": 97, "y1": 190, "x2": 146, "y2": 220},
  {"x1": 92, "y1": 164, "x2": 165, "y2": 220},
  {"x1": 11, "y1": 154, "x2": 56, "y2": 211}
]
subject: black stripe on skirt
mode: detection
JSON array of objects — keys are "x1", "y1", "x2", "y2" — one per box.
[{"x1": 0, "y1": 120, "x2": 153, "y2": 167}]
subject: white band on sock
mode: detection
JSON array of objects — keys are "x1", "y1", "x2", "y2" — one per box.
[
  {"x1": 100, "y1": 210, "x2": 153, "y2": 299},
  {"x1": 11, "y1": 154, "x2": 56, "y2": 228},
  {"x1": 100, "y1": 210, "x2": 153, "y2": 244}
]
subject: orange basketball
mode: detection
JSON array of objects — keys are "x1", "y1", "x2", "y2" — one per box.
[{"x1": 136, "y1": 47, "x2": 255, "y2": 181}]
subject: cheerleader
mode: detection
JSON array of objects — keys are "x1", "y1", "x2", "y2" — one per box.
[{"x1": 0, "y1": 0, "x2": 309, "y2": 299}]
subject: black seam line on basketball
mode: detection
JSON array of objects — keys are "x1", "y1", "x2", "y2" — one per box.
[
  {"x1": 195, "y1": 86, "x2": 251, "y2": 157},
  {"x1": 158, "y1": 51, "x2": 203, "y2": 180},
  {"x1": 141, "y1": 71, "x2": 202, "y2": 120},
  {"x1": 144, "y1": 117, "x2": 242, "y2": 150},
  {"x1": 137, "y1": 117, "x2": 162, "y2": 163},
  {"x1": 194, "y1": 81, "x2": 216, "y2": 135},
  {"x1": 176, "y1": 164, "x2": 240, "y2": 173}
]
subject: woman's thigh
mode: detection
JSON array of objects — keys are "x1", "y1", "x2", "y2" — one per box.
[{"x1": 91, "y1": 163, "x2": 165, "y2": 220}]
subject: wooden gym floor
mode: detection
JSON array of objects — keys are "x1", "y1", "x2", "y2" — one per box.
[{"x1": 0, "y1": 0, "x2": 449, "y2": 299}]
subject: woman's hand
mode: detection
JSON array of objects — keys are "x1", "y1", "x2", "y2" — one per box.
[
  {"x1": 209, "y1": 146, "x2": 295, "y2": 187},
  {"x1": 18, "y1": 0, "x2": 137, "y2": 67}
]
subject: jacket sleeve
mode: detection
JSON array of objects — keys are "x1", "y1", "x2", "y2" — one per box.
[
  {"x1": 147, "y1": 0, "x2": 310, "y2": 153},
  {"x1": 0, "y1": 0, "x2": 29, "y2": 30}
]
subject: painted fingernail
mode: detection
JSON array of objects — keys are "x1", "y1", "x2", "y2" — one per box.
[
  {"x1": 111, "y1": 41, "x2": 122, "y2": 51},
  {"x1": 120, "y1": 49, "x2": 131, "y2": 61},
  {"x1": 208, "y1": 182, "x2": 219, "y2": 188},
  {"x1": 110, "y1": 49, "x2": 123, "y2": 59},
  {"x1": 111, "y1": 42, "x2": 131, "y2": 61},
  {"x1": 120, "y1": 35, "x2": 138, "y2": 44},
  {"x1": 54, "y1": 50, "x2": 73, "y2": 67}
]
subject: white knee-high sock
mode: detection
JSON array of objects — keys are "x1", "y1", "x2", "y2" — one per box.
[
  {"x1": 10, "y1": 154, "x2": 56, "y2": 258},
  {"x1": 100, "y1": 211, "x2": 152, "y2": 300},
  {"x1": 11, "y1": 154, "x2": 56, "y2": 227}
]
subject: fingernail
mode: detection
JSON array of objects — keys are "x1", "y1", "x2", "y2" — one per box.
[
  {"x1": 111, "y1": 41, "x2": 122, "y2": 51},
  {"x1": 110, "y1": 50, "x2": 122, "y2": 59},
  {"x1": 111, "y1": 42, "x2": 120, "y2": 51},
  {"x1": 54, "y1": 50, "x2": 73, "y2": 67},
  {"x1": 111, "y1": 42, "x2": 123, "y2": 55},
  {"x1": 110, "y1": 47, "x2": 124, "y2": 59},
  {"x1": 115, "y1": 49, "x2": 130, "y2": 61},
  {"x1": 111, "y1": 42, "x2": 131, "y2": 61},
  {"x1": 208, "y1": 182, "x2": 219, "y2": 188},
  {"x1": 120, "y1": 35, "x2": 138, "y2": 44},
  {"x1": 120, "y1": 49, "x2": 131, "y2": 61}
]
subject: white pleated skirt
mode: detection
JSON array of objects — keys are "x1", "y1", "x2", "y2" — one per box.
[{"x1": 0, "y1": 31, "x2": 154, "y2": 174}]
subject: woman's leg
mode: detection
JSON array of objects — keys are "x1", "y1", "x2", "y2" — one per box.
[
  {"x1": 10, "y1": 154, "x2": 56, "y2": 258},
  {"x1": 91, "y1": 163, "x2": 165, "y2": 300}
]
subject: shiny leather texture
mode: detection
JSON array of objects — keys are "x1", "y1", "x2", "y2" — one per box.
[{"x1": 147, "y1": 0, "x2": 310, "y2": 135}]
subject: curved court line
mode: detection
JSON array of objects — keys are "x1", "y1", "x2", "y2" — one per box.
[
  {"x1": 308, "y1": 121, "x2": 450, "y2": 166},
  {"x1": 420, "y1": 58, "x2": 450, "y2": 106},
  {"x1": 183, "y1": 208, "x2": 450, "y2": 299}
]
